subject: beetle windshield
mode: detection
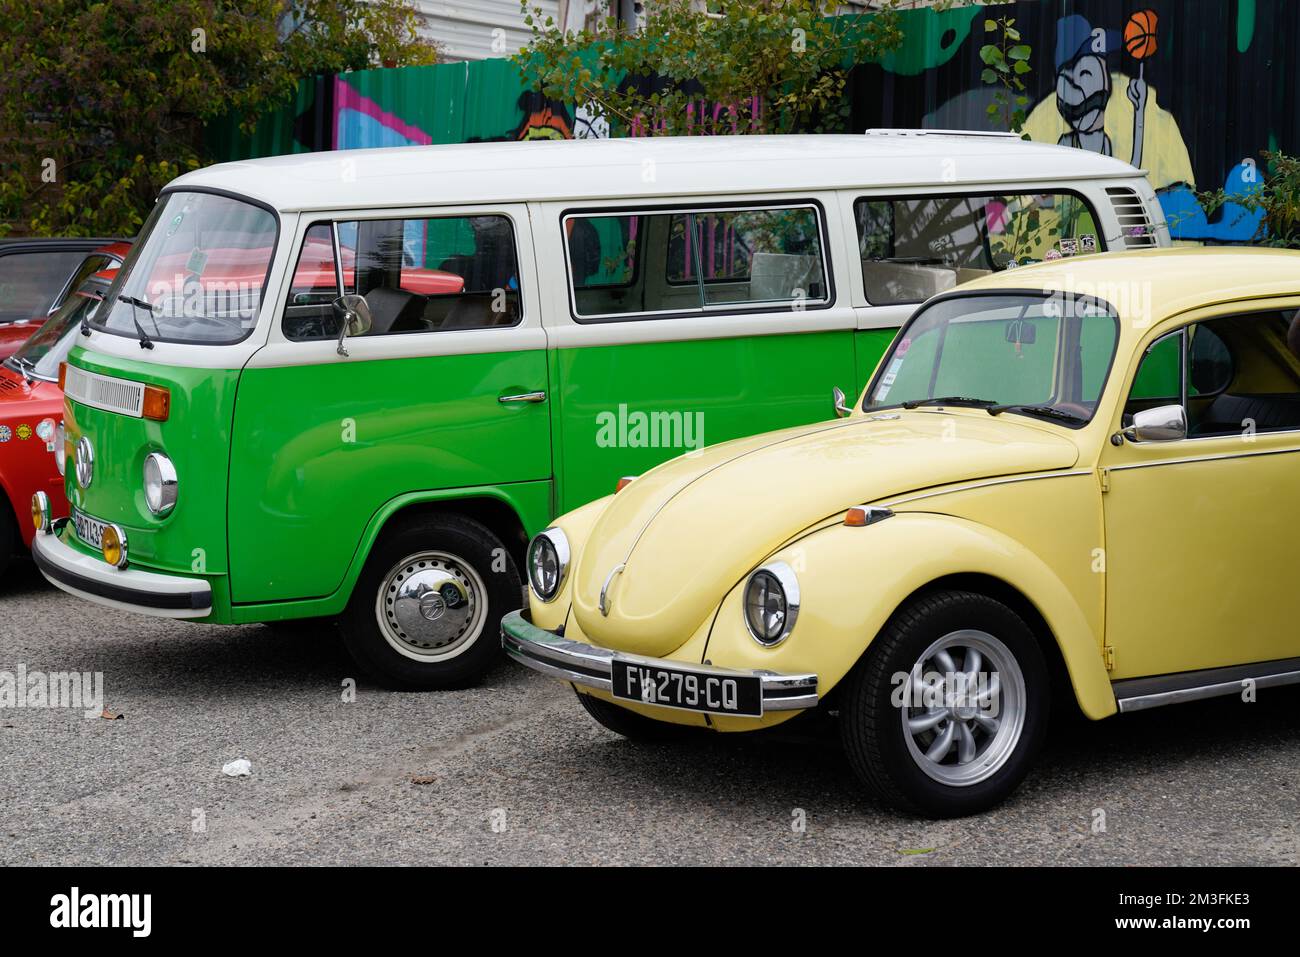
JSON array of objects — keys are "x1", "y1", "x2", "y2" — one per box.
[
  {"x1": 4, "y1": 277, "x2": 109, "y2": 381},
  {"x1": 90, "y1": 191, "x2": 277, "y2": 345},
  {"x1": 865, "y1": 292, "x2": 1120, "y2": 425}
]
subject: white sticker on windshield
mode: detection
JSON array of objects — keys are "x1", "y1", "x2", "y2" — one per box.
[{"x1": 877, "y1": 357, "x2": 905, "y2": 401}]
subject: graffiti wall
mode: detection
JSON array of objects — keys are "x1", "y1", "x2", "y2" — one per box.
[
  {"x1": 851, "y1": 0, "x2": 1297, "y2": 242},
  {"x1": 207, "y1": 57, "x2": 601, "y2": 163},
  {"x1": 210, "y1": 0, "x2": 1297, "y2": 244}
]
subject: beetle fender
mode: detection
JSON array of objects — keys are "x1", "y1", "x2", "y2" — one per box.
[{"x1": 705, "y1": 511, "x2": 1117, "y2": 721}]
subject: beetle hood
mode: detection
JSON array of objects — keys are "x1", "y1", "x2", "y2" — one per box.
[{"x1": 571, "y1": 412, "x2": 1079, "y2": 656}]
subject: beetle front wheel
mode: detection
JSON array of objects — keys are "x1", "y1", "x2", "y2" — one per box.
[{"x1": 840, "y1": 590, "x2": 1049, "y2": 818}]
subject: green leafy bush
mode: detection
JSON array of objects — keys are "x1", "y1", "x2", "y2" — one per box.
[
  {"x1": 1199, "y1": 151, "x2": 1300, "y2": 247},
  {"x1": 0, "y1": 0, "x2": 439, "y2": 237},
  {"x1": 514, "y1": 0, "x2": 904, "y2": 137}
]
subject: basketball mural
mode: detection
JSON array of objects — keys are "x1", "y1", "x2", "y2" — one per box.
[
  {"x1": 849, "y1": 0, "x2": 1286, "y2": 243},
  {"x1": 211, "y1": 0, "x2": 1294, "y2": 244}
]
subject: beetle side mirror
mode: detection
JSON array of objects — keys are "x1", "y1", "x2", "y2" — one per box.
[
  {"x1": 332, "y1": 294, "x2": 373, "y2": 357},
  {"x1": 1121, "y1": 403, "x2": 1187, "y2": 443}
]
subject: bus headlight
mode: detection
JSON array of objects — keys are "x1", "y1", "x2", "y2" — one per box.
[{"x1": 143, "y1": 452, "x2": 178, "y2": 516}]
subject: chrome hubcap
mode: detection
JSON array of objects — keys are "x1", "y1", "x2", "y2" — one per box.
[
  {"x1": 901, "y1": 629, "x2": 1026, "y2": 787},
  {"x1": 375, "y1": 551, "x2": 487, "y2": 661}
]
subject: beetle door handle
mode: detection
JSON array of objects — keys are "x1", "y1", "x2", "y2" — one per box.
[{"x1": 499, "y1": 391, "x2": 547, "y2": 404}]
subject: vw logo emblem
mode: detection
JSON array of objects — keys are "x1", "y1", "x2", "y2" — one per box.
[
  {"x1": 418, "y1": 592, "x2": 446, "y2": 621},
  {"x1": 74, "y1": 436, "x2": 94, "y2": 489}
]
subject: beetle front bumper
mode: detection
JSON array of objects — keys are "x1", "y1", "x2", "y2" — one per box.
[
  {"x1": 501, "y1": 609, "x2": 819, "y2": 712},
  {"x1": 32, "y1": 526, "x2": 212, "y2": 619}
]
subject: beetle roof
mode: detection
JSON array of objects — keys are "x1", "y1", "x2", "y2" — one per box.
[
  {"x1": 168, "y1": 133, "x2": 1143, "y2": 213},
  {"x1": 956, "y1": 247, "x2": 1300, "y2": 328}
]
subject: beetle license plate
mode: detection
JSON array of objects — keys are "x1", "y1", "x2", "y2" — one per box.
[
  {"x1": 72, "y1": 509, "x2": 108, "y2": 549},
  {"x1": 611, "y1": 660, "x2": 763, "y2": 717}
]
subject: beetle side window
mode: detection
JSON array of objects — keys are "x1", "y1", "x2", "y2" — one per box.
[
  {"x1": 564, "y1": 203, "x2": 829, "y2": 321},
  {"x1": 1124, "y1": 311, "x2": 1300, "y2": 437},
  {"x1": 854, "y1": 192, "x2": 1102, "y2": 305},
  {"x1": 282, "y1": 214, "x2": 521, "y2": 341}
]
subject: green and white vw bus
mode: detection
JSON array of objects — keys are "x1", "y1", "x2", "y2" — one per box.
[{"x1": 32, "y1": 132, "x2": 1167, "y2": 688}]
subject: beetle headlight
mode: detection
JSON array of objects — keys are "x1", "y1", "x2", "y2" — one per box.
[
  {"x1": 743, "y1": 561, "x2": 800, "y2": 647},
  {"x1": 143, "y1": 452, "x2": 178, "y2": 516},
  {"x1": 527, "y1": 528, "x2": 570, "y2": 602},
  {"x1": 54, "y1": 422, "x2": 66, "y2": 476}
]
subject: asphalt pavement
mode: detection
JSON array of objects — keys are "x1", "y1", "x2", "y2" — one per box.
[{"x1": 1, "y1": 561, "x2": 1296, "y2": 866}]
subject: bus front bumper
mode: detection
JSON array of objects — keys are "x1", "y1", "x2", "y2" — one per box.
[{"x1": 33, "y1": 527, "x2": 212, "y2": 619}]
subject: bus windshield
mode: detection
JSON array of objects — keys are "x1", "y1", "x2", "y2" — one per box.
[{"x1": 90, "y1": 191, "x2": 277, "y2": 345}]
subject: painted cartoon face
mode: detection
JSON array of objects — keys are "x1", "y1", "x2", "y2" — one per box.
[
  {"x1": 517, "y1": 105, "x2": 572, "y2": 141},
  {"x1": 1056, "y1": 54, "x2": 1110, "y2": 132}
]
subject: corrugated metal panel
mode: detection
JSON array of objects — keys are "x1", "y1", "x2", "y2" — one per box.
[
  {"x1": 339, "y1": 63, "x2": 471, "y2": 145},
  {"x1": 207, "y1": 77, "x2": 324, "y2": 162},
  {"x1": 413, "y1": 0, "x2": 560, "y2": 62}
]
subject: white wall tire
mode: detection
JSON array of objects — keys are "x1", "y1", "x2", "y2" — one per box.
[{"x1": 339, "y1": 513, "x2": 520, "y2": 690}]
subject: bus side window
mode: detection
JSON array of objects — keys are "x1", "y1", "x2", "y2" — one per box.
[{"x1": 282, "y1": 214, "x2": 523, "y2": 341}]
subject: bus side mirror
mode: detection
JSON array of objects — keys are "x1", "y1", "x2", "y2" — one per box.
[{"x1": 332, "y1": 294, "x2": 373, "y2": 357}]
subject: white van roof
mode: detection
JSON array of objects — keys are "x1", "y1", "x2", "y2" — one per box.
[{"x1": 171, "y1": 133, "x2": 1145, "y2": 214}]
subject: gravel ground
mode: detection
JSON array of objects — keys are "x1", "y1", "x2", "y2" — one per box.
[{"x1": 1, "y1": 561, "x2": 1297, "y2": 866}]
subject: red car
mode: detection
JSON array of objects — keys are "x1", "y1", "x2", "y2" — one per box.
[
  {"x1": 0, "y1": 239, "x2": 129, "y2": 360},
  {"x1": 0, "y1": 258, "x2": 124, "y2": 572}
]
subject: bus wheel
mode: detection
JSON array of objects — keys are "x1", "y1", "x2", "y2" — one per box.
[{"x1": 339, "y1": 513, "x2": 521, "y2": 690}]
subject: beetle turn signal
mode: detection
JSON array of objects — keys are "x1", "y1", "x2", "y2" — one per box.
[
  {"x1": 615, "y1": 476, "x2": 637, "y2": 493},
  {"x1": 844, "y1": 505, "x2": 893, "y2": 527}
]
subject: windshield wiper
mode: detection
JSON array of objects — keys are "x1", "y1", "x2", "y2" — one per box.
[
  {"x1": 902, "y1": 396, "x2": 998, "y2": 410},
  {"x1": 4, "y1": 354, "x2": 32, "y2": 382},
  {"x1": 988, "y1": 404, "x2": 1087, "y2": 424},
  {"x1": 118, "y1": 295, "x2": 156, "y2": 350}
]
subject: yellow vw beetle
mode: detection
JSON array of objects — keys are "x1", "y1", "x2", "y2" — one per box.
[{"x1": 503, "y1": 248, "x2": 1300, "y2": 817}]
